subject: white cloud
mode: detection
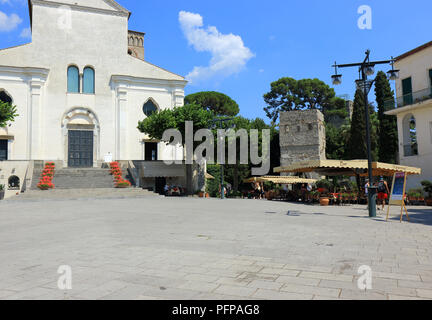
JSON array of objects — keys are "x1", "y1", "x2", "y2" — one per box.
[
  {"x1": 19, "y1": 26, "x2": 31, "y2": 39},
  {"x1": 179, "y1": 11, "x2": 254, "y2": 84},
  {"x1": 0, "y1": 10, "x2": 22, "y2": 32},
  {"x1": 0, "y1": 0, "x2": 27, "y2": 5}
]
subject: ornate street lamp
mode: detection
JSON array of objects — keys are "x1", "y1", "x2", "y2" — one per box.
[
  {"x1": 331, "y1": 63, "x2": 343, "y2": 85},
  {"x1": 331, "y1": 50, "x2": 399, "y2": 218},
  {"x1": 364, "y1": 65, "x2": 375, "y2": 76},
  {"x1": 387, "y1": 57, "x2": 400, "y2": 81}
]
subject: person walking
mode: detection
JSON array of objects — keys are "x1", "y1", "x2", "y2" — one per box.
[{"x1": 377, "y1": 177, "x2": 390, "y2": 211}]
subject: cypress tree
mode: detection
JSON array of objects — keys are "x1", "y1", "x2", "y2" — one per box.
[
  {"x1": 375, "y1": 71, "x2": 399, "y2": 164},
  {"x1": 347, "y1": 90, "x2": 368, "y2": 159},
  {"x1": 347, "y1": 89, "x2": 379, "y2": 161}
]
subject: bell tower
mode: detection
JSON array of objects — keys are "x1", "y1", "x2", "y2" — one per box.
[{"x1": 128, "y1": 30, "x2": 145, "y2": 60}]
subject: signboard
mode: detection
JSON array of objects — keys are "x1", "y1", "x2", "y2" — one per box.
[
  {"x1": 386, "y1": 172, "x2": 410, "y2": 222},
  {"x1": 104, "y1": 153, "x2": 113, "y2": 163},
  {"x1": 390, "y1": 172, "x2": 406, "y2": 204}
]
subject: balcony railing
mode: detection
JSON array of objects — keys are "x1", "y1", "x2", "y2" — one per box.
[
  {"x1": 384, "y1": 86, "x2": 432, "y2": 110},
  {"x1": 404, "y1": 143, "x2": 418, "y2": 157}
]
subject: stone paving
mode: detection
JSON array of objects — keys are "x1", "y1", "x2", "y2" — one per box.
[{"x1": 1, "y1": 195, "x2": 432, "y2": 300}]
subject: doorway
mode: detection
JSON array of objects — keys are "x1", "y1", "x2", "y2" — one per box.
[
  {"x1": 68, "y1": 130, "x2": 94, "y2": 167},
  {"x1": 155, "y1": 177, "x2": 166, "y2": 195},
  {"x1": 0, "y1": 140, "x2": 7, "y2": 161},
  {"x1": 145, "y1": 142, "x2": 158, "y2": 161}
]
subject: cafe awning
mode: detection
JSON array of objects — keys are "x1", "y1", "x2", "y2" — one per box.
[
  {"x1": 274, "y1": 160, "x2": 421, "y2": 177},
  {"x1": 243, "y1": 176, "x2": 317, "y2": 184}
]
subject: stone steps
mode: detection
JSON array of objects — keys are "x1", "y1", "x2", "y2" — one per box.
[
  {"x1": 5, "y1": 188, "x2": 160, "y2": 202},
  {"x1": 31, "y1": 168, "x2": 116, "y2": 190}
]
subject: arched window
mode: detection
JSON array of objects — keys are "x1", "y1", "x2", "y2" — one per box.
[
  {"x1": 83, "y1": 67, "x2": 95, "y2": 94},
  {"x1": 143, "y1": 100, "x2": 158, "y2": 117},
  {"x1": 67, "y1": 66, "x2": 80, "y2": 93},
  {"x1": 403, "y1": 114, "x2": 418, "y2": 157},
  {"x1": 0, "y1": 90, "x2": 12, "y2": 104}
]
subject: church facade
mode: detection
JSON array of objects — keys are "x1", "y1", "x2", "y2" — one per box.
[{"x1": 0, "y1": 0, "x2": 186, "y2": 168}]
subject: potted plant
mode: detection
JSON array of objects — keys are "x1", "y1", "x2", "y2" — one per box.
[
  {"x1": 0, "y1": 184, "x2": 5, "y2": 200},
  {"x1": 116, "y1": 179, "x2": 131, "y2": 188},
  {"x1": 316, "y1": 179, "x2": 332, "y2": 206},
  {"x1": 407, "y1": 189, "x2": 423, "y2": 204},
  {"x1": 421, "y1": 181, "x2": 432, "y2": 206}
]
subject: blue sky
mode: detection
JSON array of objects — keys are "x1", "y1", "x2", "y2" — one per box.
[{"x1": 1, "y1": 0, "x2": 431, "y2": 122}]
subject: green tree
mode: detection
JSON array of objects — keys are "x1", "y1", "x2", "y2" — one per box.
[
  {"x1": 323, "y1": 97, "x2": 348, "y2": 124},
  {"x1": 138, "y1": 104, "x2": 214, "y2": 195},
  {"x1": 185, "y1": 91, "x2": 240, "y2": 116},
  {"x1": 375, "y1": 71, "x2": 399, "y2": 164},
  {"x1": 137, "y1": 104, "x2": 214, "y2": 142},
  {"x1": 346, "y1": 90, "x2": 379, "y2": 160},
  {"x1": 263, "y1": 77, "x2": 337, "y2": 123},
  {"x1": 0, "y1": 101, "x2": 18, "y2": 128},
  {"x1": 326, "y1": 122, "x2": 350, "y2": 160},
  {"x1": 222, "y1": 116, "x2": 278, "y2": 192}
]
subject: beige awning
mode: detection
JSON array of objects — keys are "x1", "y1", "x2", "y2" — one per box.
[
  {"x1": 275, "y1": 160, "x2": 421, "y2": 177},
  {"x1": 244, "y1": 176, "x2": 317, "y2": 184}
]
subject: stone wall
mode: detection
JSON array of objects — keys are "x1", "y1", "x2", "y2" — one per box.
[
  {"x1": 279, "y1": 109, "x2": 326, "y2": 169},
  {"x1": 0, "y1": 161, "x2": 30, "y2": 199}
]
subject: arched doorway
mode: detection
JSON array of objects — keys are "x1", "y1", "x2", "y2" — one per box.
[
  {"x1": 61, "y1": 107, "x2": 100, "y2": 168},
  {"x1": 8, "y1": 176, "x2": 20, "y2": 190}
]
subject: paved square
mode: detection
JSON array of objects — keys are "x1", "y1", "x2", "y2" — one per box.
[{"x1": 1, "y1": 195, "x2": 432, "y2": 300}]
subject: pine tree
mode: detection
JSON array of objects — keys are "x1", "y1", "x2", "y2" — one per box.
[{"x1": 375, "y1": 71, "x2": 399, "y2": 164}]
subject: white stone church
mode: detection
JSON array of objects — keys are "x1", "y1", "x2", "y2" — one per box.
[{"x1": 0, "y1": 0, "x2": 186, "y2": 167}]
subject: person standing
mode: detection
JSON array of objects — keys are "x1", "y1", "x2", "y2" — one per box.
[
  {"x1": 364, "y1": 179, "x2": 370, "y2": 205},
  {"x1": 364, "y1": 179, "x2": 369, "y2": 197}
]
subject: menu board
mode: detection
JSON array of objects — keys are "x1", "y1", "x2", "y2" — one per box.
[
  {"x1": 387, "y1": 172, "x2": 411, "y2": 222},
  {"x1": 389, "y1": 172, "x2": 407, "y2": 204}
]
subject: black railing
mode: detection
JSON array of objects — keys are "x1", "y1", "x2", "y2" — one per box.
[{"x1": 384, "y1": 86, "x2": 432, "y2": 110}]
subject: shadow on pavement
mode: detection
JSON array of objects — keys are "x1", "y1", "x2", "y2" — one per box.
[{"x1": 389, "y1": 208, "x2": 432, "y2": 226}]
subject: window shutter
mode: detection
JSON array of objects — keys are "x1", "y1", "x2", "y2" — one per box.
[
  {"x1": 402, "y1": 77, "x2": 412, "y2": 94},
  {"x1": 83, "y1": 67, "x2": 95, "y2": 94},
  {"x1": 67, "y1": 66, "x2": 79, "y2": 93}
]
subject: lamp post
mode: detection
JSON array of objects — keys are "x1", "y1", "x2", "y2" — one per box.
[
  {"x1": 332, "y1": 50, "x2": 399, "y2": 218},
  {"x1": 210, "y1": 118, "x2": 235, "y2": 199}
]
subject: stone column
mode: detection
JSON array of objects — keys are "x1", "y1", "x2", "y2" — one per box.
[
  {"x1": 28, "y1": 80, "x2": 43, "y2": 160},
  {"x1": 173, "y1": 88, "x2": 185, "y2": 107},
  {"x1": 115, "y1": 87, "x2": 128, "y2": 160}
]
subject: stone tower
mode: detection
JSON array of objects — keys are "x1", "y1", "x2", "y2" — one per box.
[
  {"x1": 279, "y1": 109, "x2": 326, "y2": 168},
  {"x1": 128, "y1": 30, "x2": 145, "y2": 60}
]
